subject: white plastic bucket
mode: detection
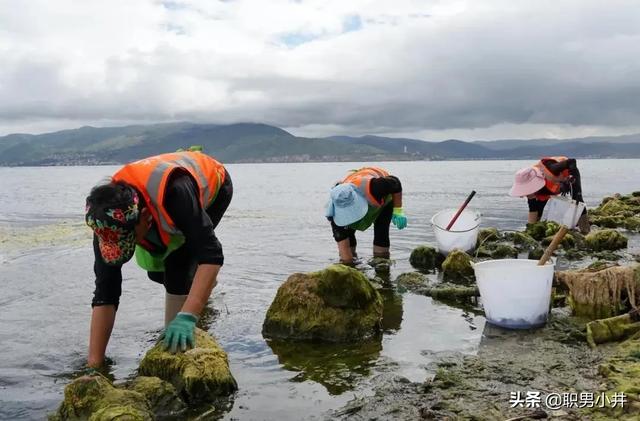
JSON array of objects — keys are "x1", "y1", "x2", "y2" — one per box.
[
  {"x1": 473, "y1": 259, "x2": 555, "y2": 329},
  {"x1": 542, "y1": 196, "x2": 585, "y2": 229},
  {"x1": 431, "y1": 208, "x2": 481, "y2": 256}
]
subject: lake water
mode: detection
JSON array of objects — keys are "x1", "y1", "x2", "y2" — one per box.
[{"x1": 0, "y1": 160, "x2": 638, "y2": 420}]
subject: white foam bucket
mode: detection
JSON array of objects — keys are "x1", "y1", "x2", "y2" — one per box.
[
  {"x1": 431, "y1": 208, "x2": 481, "y2": 256},
  {"x1": 473, "y1": 259, "x2": 555, "y2": 329},
  {"x1": 542, "y1": 196, "x2": 585, "y2": 229}
]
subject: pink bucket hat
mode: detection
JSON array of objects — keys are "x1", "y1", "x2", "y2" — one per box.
[{"x1": 509, "y1": 166, "x2": 545, "y2": 197}]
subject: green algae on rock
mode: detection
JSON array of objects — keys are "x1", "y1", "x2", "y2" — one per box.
[
  {"x1": 262, "y1": 264, "x2": 383, "y2": 342},
  {"x1": 476, "y1": 227, "x2": 500, "y2": 246},
  {"x1": 528, "y1": 247, "x2": 544, "y2": 260},
  {"x1": 557, "y1": 265, "x2": 640, "y2": 319},
  {"x1": 525, "y1": 221, "x2": 560, "y2": 241},
  {"x1": 409, "y1": 245, "x2": 439, "y2": 271},
  {"x1": 123, "y1": 376, "x2": 185, "y2": 416},
  {"x1": 368, "y1": 257, "x2": 392, "y2": 274},
  {"x1": 586, "y1": 311, "x2": 640, "y2": 348},
  {"x1": 396, "y1": 272, "x2": 428, "y2": 291},
  {"x1": 585, "y1": 229, "x2": 628, "y2": 251},
  {"x1": 542, "y1": 232, "x2": 576, "y2": 249},
  {"x1": 138, "y1": 328, "x2": 237, "y2": 404},
  {"x1": 52, "y1": 374, "x2": 153, "y2": 421},
  {"x1": 512, "y1": 231, "x2": 538, "y2": 250},
  {"x1": 441, "y1": 249, "x2": 474, "y2": 283},
  {"x1": 476, "y1": 243, "x2": 518, "y2": 259}
]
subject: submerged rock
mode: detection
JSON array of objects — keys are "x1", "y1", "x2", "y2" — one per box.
[
  {"x1": 441, "y1": 250, "x2": 474, "y2": 283},
  {"x1": 476, "y1": 243, "x2": 518, "y2": 259},
  {"x1": 368, "y1": 257, "x2": 392, "y2": 274},
  {"x1": 396, "y1": 272, "x2": 428, "y2": 291},
  {"x1": 138, "y1": 328, "x2": 237, "y2": 404},
  {"x1": 123, "y1": 376, "x2": 185, "y2": 416},
  {"x1": 53, "y1": 374, "x2": 153, "y2": 420},
  {"x1": 528, "y1": 248, "x2": 544, "y2": 260},
  {"x1": 584, "y1": 229, "x2": 628, "y2": 251},
  {"x1": 556, "y1": 265, "x2": 640, "y2": 319},
  {"x1": 409, "y1": 245, "x2": 439, "y2": 271},
  {"x1": 262, "y1": 264, "x2": 383, "y2": 342}
]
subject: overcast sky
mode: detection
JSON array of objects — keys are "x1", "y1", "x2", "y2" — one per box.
[{"x1": 1, "y1": 0, "x2": 640, "y2": 140}]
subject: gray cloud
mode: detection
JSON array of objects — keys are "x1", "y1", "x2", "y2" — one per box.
[{"x1": 1, "y1": 0, "x2": 640, "y2": 139}]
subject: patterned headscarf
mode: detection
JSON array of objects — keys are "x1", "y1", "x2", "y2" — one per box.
[{"x1": 85, "y1": 186, "x2": 140, "y2": 265}]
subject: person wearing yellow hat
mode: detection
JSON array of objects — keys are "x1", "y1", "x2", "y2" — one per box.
[
  {"x1": 509, "y1": 156, "x2": 589, "y2": 233},
  {"x1": 326, "y1": 167, "x2": 406, "y2": 264}
]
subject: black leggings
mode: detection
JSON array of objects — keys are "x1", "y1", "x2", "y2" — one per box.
[
  {"x1": 148, "y1": 172, "x2": 233, "y2": 294},
  {"x1": 330, "y1": 202, "x2": 393, "y2": 248}
]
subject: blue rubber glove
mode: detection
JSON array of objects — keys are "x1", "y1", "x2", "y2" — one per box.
[
  {"x1": 163, "y1": 312, "x2": 198, "y2": 353},
  {"x1": 392, "y1": 207, "x2": 407, "y2": 230}
]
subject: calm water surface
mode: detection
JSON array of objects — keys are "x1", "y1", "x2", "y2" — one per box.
[{"x1": 0, "y1": 160, "x2": 638, "y2": 420}]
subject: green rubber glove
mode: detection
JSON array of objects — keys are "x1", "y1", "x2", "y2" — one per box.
[
  {"x1": 392, "y1": 207, "x2": 407, "y2": 230},
  {"x1": 163, "y1": 312, "x2": 198, "y2": 353}
]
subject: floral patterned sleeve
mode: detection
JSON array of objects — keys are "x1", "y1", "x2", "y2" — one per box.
[{"x1": 91, "y1": 234, "x2": 123, "y2": 308}]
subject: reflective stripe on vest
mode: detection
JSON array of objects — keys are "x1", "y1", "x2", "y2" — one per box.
[
  {"x1": 342, "y1": 167, "x2": 390, "y2": 207},
  {"x1": 112, "y1": 151, "x2": 225, "y2": 246},
  {"x1": 533, "y1": 156, "x2": 569, "y2": 201}
]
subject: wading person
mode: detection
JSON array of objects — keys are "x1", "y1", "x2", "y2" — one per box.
[
  {"x1": 326, "y1": 167, "x2": 407, "y2": 264},
  {"x1": 84, "y1": 150, "x2": 232, "y2": 368},
  {"x1": 509, "y1": 156, "x2": 590, "y2": 233}
]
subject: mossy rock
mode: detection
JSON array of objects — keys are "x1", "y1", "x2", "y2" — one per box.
[
  {"x1": 585, "y1": 229, "x2": 628, "y2": 252},
  {"x1": 528, "y1": 248, "x2": 544, "y2": 260},
  {"x1": 476, "y1": 243, "x2": 518, "y2": 259},
  {"x1": 368, "y1": 257, "x2": 392, "y2": 274},
  {"x1": 54, "y1": 374, "x2": 153, "y2": 420},
  {"x1": 542, "y1": 232, "x2": 576, "y2": 249},
  {"x1": 409, "y1": 245, "x2": 439, "y2": 271},
  {"x1": 262, "y1": 264, "x2": 383, "y2": 342},
  {"x1": 138, "y1": 329, "x2": 237, "y2": 403},
  {"x1": 476, "y1": 228, "x2": 500, "y2": 246},
  {"x1": 512, "y1": 232, "x2": 538, "y2": 250},
  {"x1": 590, "y1": 215, "x2": 626, "y2": 229},
  {"x1": 441, "y1": 250, "x2": 474, "y2": 283},
  {"x1": 525, "y1": 221, "x2": 560, "y2": 241},
  {"x1": 424, "y1": 284, "x2": 480, "y2": 302},
  {"x1": 123, "y1": 376, "x2": 185, "y2": 416},
  {"x1": 599, "y1": 199, "x2": 633, "y2": 216},
  {"x1": 586, "y1": 313, "x2": 640, "y2": 348},
  {"x1": 396, "y1": 272, "x2": 428, "y2": 291},
  {"x1": 624, "y1": 216, "x2": 640, "y2": 232}
]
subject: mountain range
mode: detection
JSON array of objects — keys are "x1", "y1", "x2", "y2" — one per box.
[{"x1": 1, "y1": 122, "x2": 639, "y2": 166}]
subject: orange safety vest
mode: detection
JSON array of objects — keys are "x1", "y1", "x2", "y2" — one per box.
[
  {"x1": 532, "y1": 156, "x2": 570, "y2": 201},
  {"x1": 342, "y1": 167, "x2": 391, "y2": 207},
  {"x1": 112, "y1": 151, "x2": 226, "y2": 247}
]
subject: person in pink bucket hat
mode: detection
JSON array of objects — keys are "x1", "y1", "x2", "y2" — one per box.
[{"x1": 509, "y1": 156, "x2": 590, "y2": 233}]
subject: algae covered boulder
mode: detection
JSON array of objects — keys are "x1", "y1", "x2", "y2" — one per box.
[
  {"x1": 262, "y1": 264, "x2": 383, "y2": 342},
  {"x1": 584, "y1": 229, "x2": 628, "y2": 252},
  {"x1": 54, "y1": 374, "x2": 153, "y2": 420},
  {"x1": 138, "y1": 328, "x2": 237, "y2": 403},
  {"x1": 476, "y1": 243, "x2": 518, "y2": 259},
  {"x1": 441, "y1": 249, "x2": 474, "y2": 283},
  {"x1": 123, "y1": 376, "x2": 185, "y2": 416},
  {"x1": 396, "y1": 271, "x2": 428, "y2": 292},
  {"x1": 512, "y1": 232, "x2": 538, "y2": 250},
  {"x1": 557, "y1": 265, "x2": 640, "y2": 319},
  {"x1": 542, "y1": 232, "x2": 576, "y2": 249},
  {"x1": 586, "y1": 311, "x2": 640, "y2": 348},
  {"x1": 476, "y1": 228, "x2": 500, "y2": 246},
  {"x1": 526, "y1": 221, "x2": 560, "y2": 241},
  {"x1": 409, "y1": 245, "x2": 439, "y2": 271}
]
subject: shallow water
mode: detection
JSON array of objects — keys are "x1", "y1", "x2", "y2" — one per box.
[{"x1": 0, "y1": 159, "x2": 638, "y2": 420}]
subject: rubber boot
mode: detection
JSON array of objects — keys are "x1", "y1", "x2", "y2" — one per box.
[
  {"x1": 165, "y1": 293, "x2": 188, "y2": 327},
  {"x1": 373, "y1": 245, "x2": 390, "y2": 259}
]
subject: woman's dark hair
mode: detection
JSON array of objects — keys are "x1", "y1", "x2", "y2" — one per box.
[{"x1": 85, "y1": 181, "x2": 140, "y2": 229}]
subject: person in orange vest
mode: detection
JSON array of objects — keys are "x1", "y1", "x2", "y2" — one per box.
[
  {"x1": 83, "y1": 151, "x2": 232, "y2": 368},
  {"x1": 509, "y1": 156, "x2": 590, "y2": 233},
  {"x1": 326, "y1": 167, "x2": 406, "y2": 264}
]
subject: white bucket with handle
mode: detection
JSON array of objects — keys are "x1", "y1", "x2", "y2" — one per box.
[
  {"x1": 542, "y1": 196, "x2": 585, "y2": 229},
  {"x1": 472, "y1": 259, "x2": 555, "y2": 329},
  {"x1": 431, "y1": 208, "x2": 481, "y2": 256}
]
